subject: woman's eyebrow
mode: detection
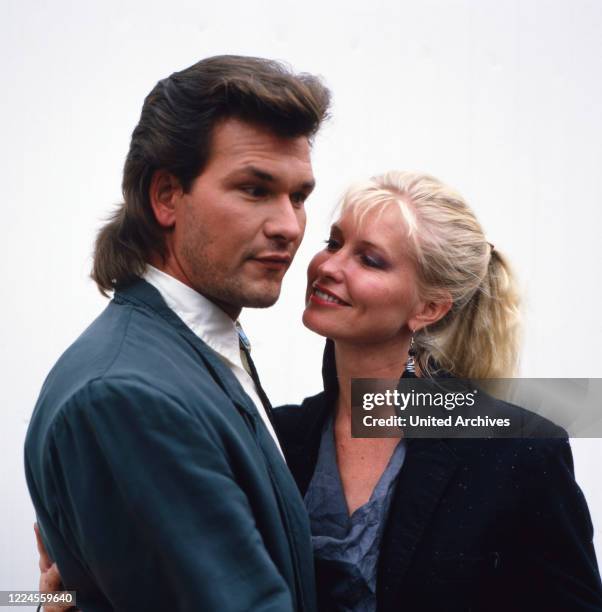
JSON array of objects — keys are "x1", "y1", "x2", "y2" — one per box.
[{"x1": 357, "y1": 238, "x2": 391, "y2": 255}]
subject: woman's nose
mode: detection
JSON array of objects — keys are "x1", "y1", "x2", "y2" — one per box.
[{"x1": 316, "y1": 251, "x2": 345, "y2": 282}]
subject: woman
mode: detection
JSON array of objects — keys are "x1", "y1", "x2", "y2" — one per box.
[{"x1": 274, "y1": 171, "x2": 602, "y2": 611}]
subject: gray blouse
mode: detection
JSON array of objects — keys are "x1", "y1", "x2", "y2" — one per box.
[{"x1": 304, "y1": 416, "x2": 406, "y2": 612}]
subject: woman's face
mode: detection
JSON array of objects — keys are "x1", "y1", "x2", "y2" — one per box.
[{"x1": 303, "y1": 203, "x2": 423, "y2": 346}]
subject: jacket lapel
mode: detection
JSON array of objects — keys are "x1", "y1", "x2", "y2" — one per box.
[
  {"x1": 377, "y1": 437, "x2": 459, "y2": 611},
  {"x1": 114, "y1": 279, "x2": 259, "y2": 417}
]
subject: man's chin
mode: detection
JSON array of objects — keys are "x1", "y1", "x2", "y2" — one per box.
[
  {"x1": 237, "y1": 280, "x2": 283, "y2": 309},
  {"x1": 194, "y1": 282, "x2": 281, "y2": 317},
  {"x1": 241, "y1": 292, "x2": 281, "y2": 309}
]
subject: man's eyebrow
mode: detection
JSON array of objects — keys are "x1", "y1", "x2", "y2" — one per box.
[
  {"x1": 300, "y1": 179, "x2": 316, "y2": 192},
  {"x1": 246, "y1": 166, "x2": 275, "y2": 182},
  {"x1": 229, "y1": 166, "x2": 315, "y2": 191}
]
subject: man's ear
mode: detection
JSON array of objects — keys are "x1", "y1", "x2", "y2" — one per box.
[
  {"x1": 149, "y1": 170, "x2": 183, "y2": 228},
  {"x1": 408, "y1": 292, "x2": 452, "y2": 332}
]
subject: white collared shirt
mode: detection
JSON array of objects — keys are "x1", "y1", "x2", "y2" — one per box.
[{"x1": 143, "y1": 265, "x2": 283, "y2": 454}]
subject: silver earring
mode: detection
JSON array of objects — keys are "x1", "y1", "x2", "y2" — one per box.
[{"x1": 404, "y1": 332, "x2": 417, "y2": 375}]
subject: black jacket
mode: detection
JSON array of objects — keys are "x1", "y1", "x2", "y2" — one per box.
[{"x1": 273, "y1": 342, "x2": 602, "y2": 612}]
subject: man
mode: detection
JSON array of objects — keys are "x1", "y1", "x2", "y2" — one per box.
[{"x1": 25, "y1": 55, "x2": 330, "y2": 611}]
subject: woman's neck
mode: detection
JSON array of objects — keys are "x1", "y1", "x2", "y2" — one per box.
[{"x1": 334, "y1": 334, "x2": 411, "y2": 421}]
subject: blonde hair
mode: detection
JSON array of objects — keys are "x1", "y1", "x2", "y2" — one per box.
[{"x1": 339, "y1": 171, "x2": 521, "y2": 378}]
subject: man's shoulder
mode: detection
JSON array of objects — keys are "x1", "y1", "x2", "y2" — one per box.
[
  {"x1": 28, "y1": 295, "x2": 226, "y2": 442},
  {"x1": 39, "y1": 297, "x2": 182, "y2": 394}
]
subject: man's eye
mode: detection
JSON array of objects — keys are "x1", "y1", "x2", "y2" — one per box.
[
  {"x1": 290, "y1": 192, "x2": 308, "y2": 207},
  {"x1": 324, "y1": 238, "x2": 340, "y2": 250},
  {"x1": 242, "y1": 186, "x2": 268, "y2": 198}
]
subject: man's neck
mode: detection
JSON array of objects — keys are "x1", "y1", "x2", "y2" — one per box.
[{"x1": 146, "y1": 258, "x2": 242, "y2": 320}]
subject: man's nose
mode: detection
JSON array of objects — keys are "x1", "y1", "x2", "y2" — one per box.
[{"x1": 264, "y1": 197, "x2": 305, "y2": 243}]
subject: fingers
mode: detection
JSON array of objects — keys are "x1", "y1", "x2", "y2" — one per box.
[
  {"x1": 39, "y1": 562, "x2": 62, "y2": 593},
  {"x1": 34, "y1": 523, "x2": 53, "y2": 572},
  {"x1": 40, "y1": 563, "x2": 74, "y2": 612},
  {"x1": 34, "y1": 525, "x2": 75, "y2": 611}
]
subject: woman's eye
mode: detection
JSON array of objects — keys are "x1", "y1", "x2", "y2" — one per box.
[
  {"x1": 361, "y1": 254, "x2": 386, "y2": 269},
  {"x1": 324, "y1": 237, "x2": 340, "y2": 250}
]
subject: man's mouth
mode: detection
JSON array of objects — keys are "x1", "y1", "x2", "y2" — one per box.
[
  {"x1": 310, "y1": 284, "x2": 351, "y2": 306},
  {"x1": 251, "y1": 254, "x2": 292, "y2": 270}
]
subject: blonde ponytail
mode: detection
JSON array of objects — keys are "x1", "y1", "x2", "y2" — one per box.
[{"x1": 421, "y1": 247, "x2": 521, "y2": 378}]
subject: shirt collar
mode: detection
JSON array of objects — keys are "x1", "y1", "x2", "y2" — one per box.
[{"x1": 143, "y1": 265, "x2": 244, "y2": 369}]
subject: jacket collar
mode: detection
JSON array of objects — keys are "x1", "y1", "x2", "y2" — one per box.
[
  {"x1": 113, "y1": 278, "x2": 260, "y2": 419},
  {"x1": 143, "y1": 265, "x2": 244, "y2": 370}
]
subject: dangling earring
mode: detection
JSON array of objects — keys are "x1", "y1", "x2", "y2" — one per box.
[{"x1": 404, "y1": 331, "x2": 417, "y2": 376}]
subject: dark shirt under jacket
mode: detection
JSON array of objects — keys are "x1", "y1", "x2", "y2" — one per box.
[
  {"x1": 273, "y1": 340, "x2": 602, "y2": 612},
  {"x1": 25, "y1": 279, "x2": 316, "y2": 612},
  {"x1": 305, "y1": 414, "x2": 406, "y2": 612}
]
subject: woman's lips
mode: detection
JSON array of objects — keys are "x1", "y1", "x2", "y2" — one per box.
[{"x1": 309, "y1": 284, "x2": 351, "y2": 306}]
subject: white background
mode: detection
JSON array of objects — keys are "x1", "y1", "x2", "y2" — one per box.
[{"x1": 2, "y1": 0, "x2": 601, "y2": 595}]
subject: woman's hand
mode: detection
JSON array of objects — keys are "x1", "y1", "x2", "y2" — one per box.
[{"x1": 34, "y1": 523, "x2": 76, "y2": 611}]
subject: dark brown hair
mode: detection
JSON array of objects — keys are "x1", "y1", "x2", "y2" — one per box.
[{"x1": 92, "y1": 55, "x2": 331, "y2": 295}]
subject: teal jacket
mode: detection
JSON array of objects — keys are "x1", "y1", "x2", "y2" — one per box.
[{"x1": 25, "y1": 279, "x2": 316, "y2": 612}]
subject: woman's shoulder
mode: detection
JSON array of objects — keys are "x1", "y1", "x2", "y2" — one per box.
[
  {"x1": 443, "y1": 395, "x2": 570, "y2": 462},
  {"x1": 273, "y1": 391, "x2": 334, "y2": 488},
  {"x1": 273, "y1": 391, "x2": 332, "y2": 443}
]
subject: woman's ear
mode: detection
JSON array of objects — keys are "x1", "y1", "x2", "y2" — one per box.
[
  {"x1": 408, "y1": 292, "x2": 452, "y2": 332},
  {"x1": 149, "y1": 170, "x2": 183, "y2": 228}
]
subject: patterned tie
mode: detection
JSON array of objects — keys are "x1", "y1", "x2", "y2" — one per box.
[{"x1": 235, "y1": 322, "x2": 275, "y2": 427}]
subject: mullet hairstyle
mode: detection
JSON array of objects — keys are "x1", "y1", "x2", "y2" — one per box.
[
  {"x1": 339, "y1": 171, "x2": 521, "y2": 379},
  {"x1": 92, "y1": 55, "x2": 331, "y2": 295}
]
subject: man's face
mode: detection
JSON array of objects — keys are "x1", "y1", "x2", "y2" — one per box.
[{"x1": 166, "y1": 118, "x2": 314, "y2": 318}]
